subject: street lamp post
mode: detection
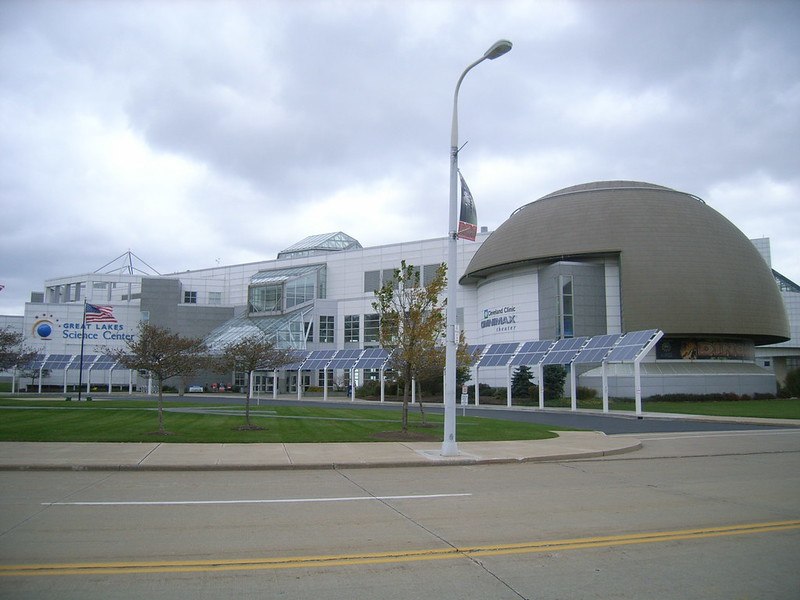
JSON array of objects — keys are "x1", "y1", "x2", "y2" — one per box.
[{"x1": 442, "y1": 40, "x2": 512, "y2": 457}]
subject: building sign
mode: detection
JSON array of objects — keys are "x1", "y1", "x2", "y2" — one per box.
[
  {"x1": 656, "y1": 338, "x2": 753, "y2": 361},
  {"x1": 481, "y1": 305, "x2": 518, "y2": 333},
  {"x1": 26, "y1": 303, "x2": 139, "y2": 354}
]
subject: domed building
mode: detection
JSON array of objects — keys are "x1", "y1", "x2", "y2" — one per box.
[{"x1": 461, "y1": 180, "x2": 790, "y2": 396}]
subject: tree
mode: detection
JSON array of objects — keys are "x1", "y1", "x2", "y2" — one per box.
[
  {"x1": 544, "y1": 364, "x2": 567, "y2": 400},
  {"x1": 108, "y1": 323, "x2": 207, "y2": 434},
  {"x1": 215, "y1": 334, "x2": 294, "y2": 429},
  {"x1": 0, "y1": 327, "x2": 37, "y2": 372},
  {"x1": 511, "y1": 365, "x2": 534, "y2": 398},
  {"x1": 372, "y1": 261, "x2": 474, "y2": 432}
]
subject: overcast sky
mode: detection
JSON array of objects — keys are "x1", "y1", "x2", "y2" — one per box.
[{"x1": 1, "y1": 0, "x2": 798, "y2": 316}]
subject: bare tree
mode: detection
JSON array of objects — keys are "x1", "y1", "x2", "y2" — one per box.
[
  {"x1": 215, "y1": 334, "x2": 294, "y2": 430},
  {"x1": 108, "y1": 323, "x2": 207, "y2": 435},
  {"x1": 0, "y1": 327, "x2": 38, "y2": 372}
]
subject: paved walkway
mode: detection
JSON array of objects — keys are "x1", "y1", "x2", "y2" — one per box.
[{"x1": 0, "y1": 431, "x2": 640, "y2": 471}]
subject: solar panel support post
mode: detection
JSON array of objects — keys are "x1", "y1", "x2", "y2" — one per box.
[
  {"x1": 297, "y1": 368, "x2": 303, "y2": 401},
  {"x1": 380, "y1": 368, "x2": 385, "y2": 403},
  {"x1": 601, "y1": 362, "x2": 609, "y2": 413},
  {"x1": 411, "y1": 377, "x2": 416, "y2": 405},
  {"x1": 570, "y1": 364, "x2": 577, "y2": 411},
  {"x1": 350, "y1": 368, "x2": 356, "y2": 401},
  {"x1": 474, "y1": 366, "x2": 480, "y2": 406},
  {"x1": 538, "y1": 363, "x2": 545, "y2": 409},
  {"x1": 633, "y1": 331, "x2": 664, "y2": 415},
  {"x1": 38, "y1": 362, "x2": 44, "y2": 395},
  {"x1": 323, "y1": 368, "x2": 328, "y2": 401},
  {"x1": 63, "y1": 368, "x2": 68, "y2": 395},
  {"x1": 506, "y1": 364, "x2": 512, "y2": 407}
]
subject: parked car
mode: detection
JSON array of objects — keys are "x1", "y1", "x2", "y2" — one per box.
[{"x1": 187, "y1": 385, "x2": 204, "y2": 393}]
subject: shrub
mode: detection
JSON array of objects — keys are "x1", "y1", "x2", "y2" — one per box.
[{"x1": 784, "y1": 367, "x2": 800, "y2": 398}]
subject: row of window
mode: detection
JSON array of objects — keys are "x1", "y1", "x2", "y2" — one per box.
[
  {"x1": 309, "y1": 314, "x2": 381, "y2": 344},
  {"x1": 184, "y1": 291, "x2": 223, "y2": 305},
  {"x1": 363, "y1": 264, "x2": 441, "y2": 293}
]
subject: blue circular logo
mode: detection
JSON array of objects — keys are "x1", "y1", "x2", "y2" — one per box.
[{"x1": 36, "y1": 323, "x2": 52, "y2": 338}]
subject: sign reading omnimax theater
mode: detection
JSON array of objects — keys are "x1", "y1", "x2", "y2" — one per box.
[{"x1": 481, "y1": 305, "x2": 518, "y2": 333}]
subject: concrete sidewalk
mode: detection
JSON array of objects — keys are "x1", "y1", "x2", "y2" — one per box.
[{"x1": 0, "y1": 431, "x2": 640, "y2": 471}]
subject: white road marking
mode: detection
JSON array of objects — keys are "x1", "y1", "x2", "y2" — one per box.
[{"x1": 43, "y1": 493, "x2": 472, "y2": 507}]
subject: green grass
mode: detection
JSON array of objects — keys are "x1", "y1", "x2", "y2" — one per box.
[
  {"x1": 0, "y1": 398, "x2": 563, "y2": 443},
  {"x1": 519, "y1": 397, "x2": 800, "y2": 419}
]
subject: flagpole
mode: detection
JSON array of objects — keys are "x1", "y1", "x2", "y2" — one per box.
[
  {"x1": 442, "y1": 40, "x2": 512, "y2": 457},
  {"x1": 77, "y1": 300, "x2": 87, "y2": 402}
]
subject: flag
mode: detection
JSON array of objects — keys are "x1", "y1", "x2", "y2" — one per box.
[
  {"x1": 457, "y1": 171, "x2": 478, "y2": 241},
  {"x1": 85, "y1": 303, "x2": 117, "y2": 323}
]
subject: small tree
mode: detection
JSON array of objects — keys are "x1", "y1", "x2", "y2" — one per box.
[
  {"x1": 108, "y1": 323, "x2": 207, "y2": 435},
  {"x1": 511, "y1": 365, "x2": 534, "y2": 398},
  {"x1": 216, "y1": 334, "x2": 294, "y2": 429},
  {"x1": 544, "y1": 364, "x2": 567, "y2": 400},
  {"x1": 373, "y1": 261, "x2": 447, "y2": 432}
]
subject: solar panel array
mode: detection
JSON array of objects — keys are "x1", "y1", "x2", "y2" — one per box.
[
  {"x1": 510, "y1": 340, "x2": 553, "y2": 366},
  {"x1": 327, "y1": 349, "x2": 364, "y2": 370},
  {"x1": 353, "y1": 347, "x2": 391, "y2": 369},
  {"x1": 70, "y1": 355, "x2": 97, "y2": 369},
  {"x1": 541, "y1": 337, "x2": 588, "y2": 365},
  {"x1": 572, "y1": 334, "x2": 623, "y2": 365},
  {"x1": 301, "y1": 350, "x2": 337, "y2": 370},
  {"x1": 91, "y1": 355, "x2": 119, "y2": 370},
  {"x1": 43, "y1": 354, "x2": 74, "y2": 369},
  {"x1": 477, "y1": 342, "x2": 520, "y2": 367},
  {"x1": 604, "y1": 329, "x2": 659, "y2": 362}
]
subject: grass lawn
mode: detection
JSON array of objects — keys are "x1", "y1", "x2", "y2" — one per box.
[{"x1": 0, "y1": 398, "x2": 563, "y2": 443}]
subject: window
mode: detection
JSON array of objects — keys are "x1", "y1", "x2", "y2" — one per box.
[
  {"x1": 557, "y1": 275, "x2": 574, "y2": 338},
  {"x1": 249, "y1": 284, "x2": 282, "y2": 312},
  {"x1": 364, "y1": 313, "x2": 380, "y2": 343},
  {"x1": 208, "y1": 291, "x2": 222, "y2": 305},
  {"x1": 286, "y1": 273, "x2": 315, "y2": 308},
  {"x1": 344, "y1": 315, "x2": 360, "y2": 343},
  {"x1": 319, "y1": 315, "x2": 335, "y2": 343},
  {"x1": 184, "y1": 291, "x2": 197, "y2": 304},
  {"x1": 364, "y1": 270, "x2": 381, "y2": 293}
]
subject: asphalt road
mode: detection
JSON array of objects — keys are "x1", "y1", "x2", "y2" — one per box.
[
  {"x1": 1, "y1": 428, "x2": 798, "y2": 599},
  {"x1": 103, "y1": 393, "x2": 796, "y2": 435}
]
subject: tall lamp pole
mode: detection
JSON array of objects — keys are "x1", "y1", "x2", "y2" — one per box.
[{"x1": 442, "y1": 39, "x2": 512, "y2": 457}]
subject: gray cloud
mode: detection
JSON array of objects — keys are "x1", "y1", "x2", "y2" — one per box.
[{"x1": 1, "y1": 0, "x2": 798, "y2": 315}]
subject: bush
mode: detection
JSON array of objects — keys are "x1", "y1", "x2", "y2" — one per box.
[
  {"x1": 577, "y1": 386, "x2": 598, "y2": 400},
  {"x1": 784, "y1": 367, "x2": 800, "y2": 398},
  {"x1": 645, "y1": 392, "x2": 777, "y2": 402}
]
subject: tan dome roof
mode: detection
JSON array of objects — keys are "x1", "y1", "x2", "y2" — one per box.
[{"x1": 462, "y1": 181, "x2": 789, "y2": 345}]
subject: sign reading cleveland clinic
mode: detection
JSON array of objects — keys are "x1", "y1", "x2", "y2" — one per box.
[{"x1": 481, "y1": 305, "x2": 518, "y2": 332}]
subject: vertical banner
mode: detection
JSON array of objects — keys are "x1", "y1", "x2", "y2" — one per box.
[{"x1": 457, "y1": 171, "x2": 478, "y2": 241}]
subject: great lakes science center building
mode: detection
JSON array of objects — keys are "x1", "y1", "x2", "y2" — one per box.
[{"x1": 9, "y1": 181, "x2": 799, "y2": 401}]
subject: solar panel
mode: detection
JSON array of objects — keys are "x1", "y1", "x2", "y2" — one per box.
[
  {"x1": 328, "y1": 349, "x2": 364, "y2": 370},
  {"x1": 282, "y1": 351, "x2": 311, "y2": 370},
  {"x1": 477, "y1": 342, "x2": 520, "y2": 367},
  {"x1": 91, "y1": 355, "x2": 119, "y2": 370},
  {"x1": 300, "y1": 350, "x2": 337, "y2": 370},
  {"x1": 572, "y1": 334, "x2": 623, "y2": 364},
  {"x1": 353, "y1": 347, "x2": 391, "y2": 369},
  {"x1": 43, "y1": 354, "x2": 75, "y2": 369},
  {"x1": 510, "y1": 340, "x2": 554, "y2": 366},
  {"x1": 605, "y1": 329, "x2": 659, "y2": 362},
  {"x1": 69, "y1": 355, "x2": 97, "y2": 369},
  {"x1": 541, "y1": 337, "x2": 589, "y2": 365},
  {"x1": 466, "y1": 344, "x2": 486, "y2": 364}
]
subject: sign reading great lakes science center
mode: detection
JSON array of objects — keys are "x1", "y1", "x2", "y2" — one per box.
[{"x1": 26, "y1": 303, "x2": 139, "y2": 354}]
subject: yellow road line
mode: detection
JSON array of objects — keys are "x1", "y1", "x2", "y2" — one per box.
[{"x1": 1, "y1": 519, "x2": 798, "y2": 577}]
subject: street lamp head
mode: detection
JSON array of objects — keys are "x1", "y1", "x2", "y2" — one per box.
[{"x1": 484, "y1": 39, "x2": 513, "y2": 60}]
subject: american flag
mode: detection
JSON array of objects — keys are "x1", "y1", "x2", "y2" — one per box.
[{"x1": 85, "y1": 303, "x2": 117, "y2": 323}]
